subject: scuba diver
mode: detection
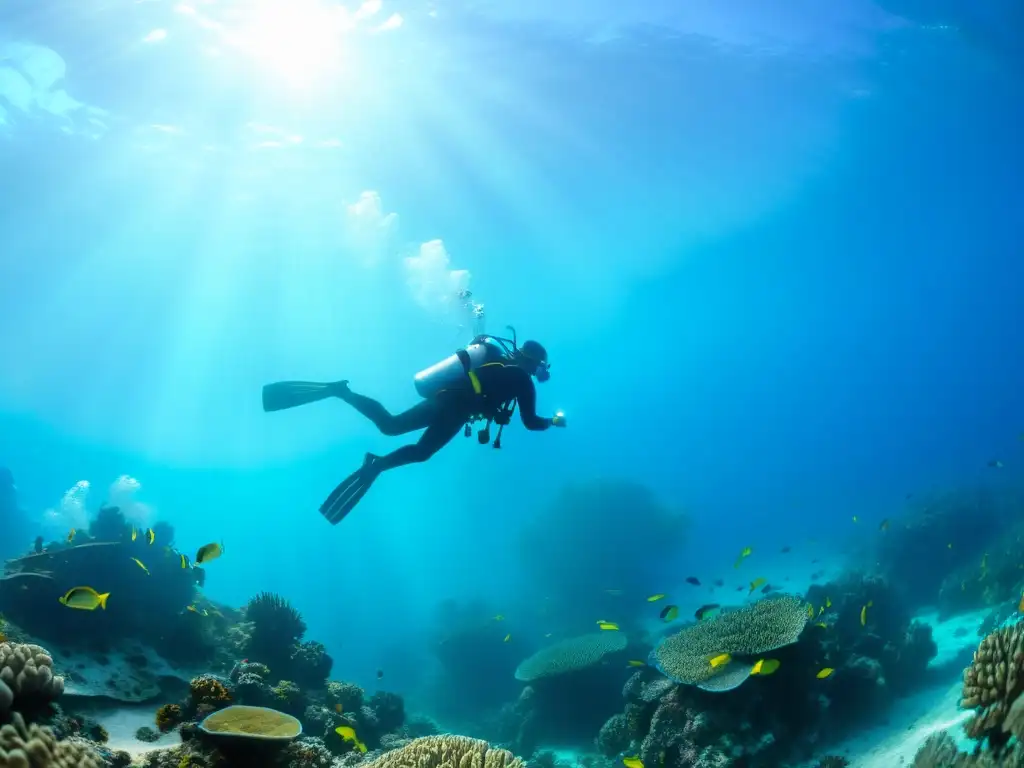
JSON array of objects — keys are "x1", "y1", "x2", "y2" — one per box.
[{"x1": 262, "y1": 330, "x2": 566, "y2": 525}]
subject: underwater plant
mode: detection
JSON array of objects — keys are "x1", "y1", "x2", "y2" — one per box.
[{"x1": 244, "y1": 592, "x2": 307, "y2": 668}]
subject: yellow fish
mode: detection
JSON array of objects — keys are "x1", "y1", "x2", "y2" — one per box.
[
  {"x1": 598, "y1": 622, "x2": 620, "y2": 631},
  {"x1": 186, "y1": 605, "x2": 201, "y2": 614},
  {"x1": 335, "y1": 726, "x2": 367, "y2": 753},
  {"x1": 750, "y1": 659, "x2": 780, "y2": 676},
  {"x1": 335, "y1": 703, "x2": 343, "y2": 714},
  {"x1": 181, "y1": 554, "x2": 190, "y2": 569},
  {"x1": 807, "y1": 604, "x2": 814, "y2": 619},
  {"x1": 815, "y1": 622, "x2": 827, "y2": 629},
  {"x1": 131, "y1": 558, "x2": 150, "y2": 575},
  {"x1": 623, "y1": 758, "x2": 643, "y2": 768},
  {"x1": 733, "y1": 547, "x2": 753, "y2": 568},
  {"x1": 146, "y1": 528, "x2": 155, "y2": 545},
  {"x1": 748, "y1": 577, "x2": 767, "y2": 594},
  {"x1": 196, "y1": 541, "x2": 223, "y2": 564},
  {"x1": 503, "y1": 634, "x2": 511, "y2": 643},
  {"x1": 817, "y1": 606, "x2": 825, "y2": 617},
  {"x1": 59, "y1": 586, "x2": 110, "y2": 611},
  {"x1": 647, "y1": 594, "x2": 666, "y2": 602},
  {"x1": 131, "y1": 527, "x2": 138, "y2": 542},
  {"x1": 67, "y1": 528, "x2": 76, "y2": 544},
  {"x1": 816, "y1": 667, "x2": 834, "y2": 679},
  {"x1": 627, "y1": 660, "x2": 646, "y2": 668},
  {"x1": 860, "y1": 599, "x2": 873, "y2": 627},
  {"x1": 825, "y1": 597, "x2": 832, "y2": 608},
  {"x1": 709, "y1": 653, "x2": 731, "y2": 668}
]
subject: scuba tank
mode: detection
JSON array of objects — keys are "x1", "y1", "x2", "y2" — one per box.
[{"x1": 413, "y1": 332, "x2": 515, "y2": 399}]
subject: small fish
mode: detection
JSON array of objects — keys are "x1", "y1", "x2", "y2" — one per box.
[
  {"x1": 181, "y1": 553, "x2": 190, "y2": 569},
  {"x1": 816, "y1": 667, "x2": 834, "y2": 679},
  {"x1": 807, "y1": 604, "x2": 814, "y2": 619},
  {"x1": 749, "y1": 577, "x2": 766, "y2": 594},
  {"x1": 627, "y1": 660, "x2": 646, "y2": 667},
  {"x1": 709, "y1": 653, "x2": 731, "y2": 669},
  {"x1": 186, "y1": 604, "x2": 200, "y2": 614},
  {"x1": 817, "y1": 606, "x2": 825, "y2": 617},
  {"x1": 733, "y1": 547, "x2": 752, "y2": 568},
  {"x1": 146, "y1": 528, "x2": 155, "y2": 545},
  {"x1": 335, "y1": 726, "x2": 367, "y2": 753},
  {"x1": 503, "y1": 633, "x2": 512, "y2": 642},
  {"x1": 761, "y1": 584, "x2": 778, "y2": 595},
  {"x1": 879, "y1": 519, "x2": 890, "y2": 532},
  {"x1": 131, "y1": 558, "x2": 150, "y2": 575},
  {"x1": 196, "y1": 542, "x2": 223, "y2": 564},
  {"x1": 825, "y1": 597, "x2": 832, "y2": 608},
  {"x1": 735, "y1": 586, "x2": 745, "y2": 592},
  {"x1": 815, "y1": 622, "x2": 827, "y2": 629},
  {"x1": 59, "y1": 586, "x2": 110, "y2": 611},
  {"x1": 852, "y1": 516, "x2": 858, "y2": 523},
  {"x1": 694, "y1": 604, "x2": 720, "y2": 621},
  {"x1": 988, "y1": 459, "x2": 1004, "y2": 469},
  {"x1": 780, "y1": 546, "x2": 791, "y2": 553},
  {"x1": 860, "y1": 600, "x2": 873, "y2": 627},
  {"x1": 685, "y1": 577, "x2": 701, "y2": 587},
  {"x1": 335, "y1": 703, "x2": 344, "y2": 714},
  {"x1": 660, "y1": 605, "x2": 680, "y2": 622},
  {"x1": 647, "y1": 594, "x2": 666, "y2": 602},
  {"x1": 493, "y1": 614, "x2": 504, "y2": 621},
  {"x1": 377, "y1": 669, "x2": 383, "y2": 679},
  {"x1": 750, "y1": 658, "x2": 780, "y2": 676},
  {"x1": 623, "y1": 758, "x2": 643, "y2": 768},
  {"x1": 131, "y1": 527, "x2": 138, "y2": 542},
  {"x1": 67, "y1": 528, "x2": 76, "y2": 544},
  {"x1": 598, "y1": 622, "x2": 620, "y2": 631}
]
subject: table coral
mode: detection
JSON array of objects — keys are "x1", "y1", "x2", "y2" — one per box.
[{"x1": 514, "y1": 633, "x2": 627, "y2": 682}]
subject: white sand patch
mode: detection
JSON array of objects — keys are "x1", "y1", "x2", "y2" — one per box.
[{"x1": 78, "y1": 701, "x2": 180, "y2": 757}]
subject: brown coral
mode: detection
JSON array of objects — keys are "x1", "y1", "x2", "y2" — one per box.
[
  {"x1": 961, "y1": 622, "x2": 1024, "y2": 749},
  {"x1": 188, "y1": 676, "x2": 231, "y2": 707},
  {"x1": 0, "y1": 711, "x2": 100, "y2": 768},
  {"x1": 0, "y1": 642, "x2": 65, "y2": 711},
  {"x1": 155, "y1": 703, "x2": 183, "y2": 733},
  {"x1": 362, "y1": 735, "x2": 524, "y2": 768}
]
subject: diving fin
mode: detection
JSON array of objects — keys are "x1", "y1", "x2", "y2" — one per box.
[
  {"x1": 320, "y1": 454, "x2": 379, "y2": 525},
  {"x1": 262, "y1": 380, "x2": 348, "y2": 413}
]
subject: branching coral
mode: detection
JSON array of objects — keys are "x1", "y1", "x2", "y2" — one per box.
[
  {"x1": 155, "y1": 703, "x2": 183, "y2": 733},
  {"x1": 0, "y1": 711, "x2": 100, "y2": 768},
  {"x1": 327, "y1": 681, "x2": 365, "y2": 713},
  {"x1": 650, "y1": 596, "x2": 808, "y2": 690},
  {"x1": 361, "y1": 735, "x2": 525, "y2": 768},
  {"x1": 0, "y1": 642, "x2": 65, "y2": 711},
  {"x1": 961, "y1": 621, "x2": 1024, "y2": 751},
  {"x1": 514, "y1": 633, "x2": 627, "y2": 682}
]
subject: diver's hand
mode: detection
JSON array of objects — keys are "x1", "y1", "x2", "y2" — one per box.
[{"x1": 552, "y1": 411, "x2": 567, "y2": 428}]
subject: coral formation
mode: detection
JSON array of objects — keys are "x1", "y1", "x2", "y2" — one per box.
[
  {"x1": 961, "y1": 620, "x2": 1024, "y2": 750},
  {"x1": 289, "y1": 641, "x2": 334, "y2": 688},
  {"x1": 327, "y1": 681, "x2": 365, "y2": 713},
  {"x1": 245, "y1": 592, "x2": 307, "y2": 667},
  {"x1": 514, "y1": 633, "x2": 628, "y2": 682},
  {"x1": 0, "y1": 642, "x2": 65, "y2": 711},
  {"x1": 0, "y1": 711, "x2": 100, "y2": 768},
  {"x1": 362, "y1": 735, "x2": 524, "y2": 768},
  {"x1": 198, "y1": 704, "x2": 302, "y2": 740},
  {"x1": 188, "y1": 675, "x2": 232, "y2": 708},
  {"x1": 912, "y1": 730, "x2": 1024, "y2": 766},
  {"x1": 370, "y1": 691, "x2": 405, "y2": 734},
  {"x1": 650, "y1": 596, "x2": 808, "y2": 688},
  {"x1": 155, "y1": 703, "x2": 183, "y2": 733},
  {"x1": 135, "y1": 727, "x2": 161, "y2": 743}
]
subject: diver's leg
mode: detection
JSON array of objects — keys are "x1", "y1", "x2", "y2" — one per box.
[
  {"x1": 340, "y1": 387, "x2": 437, "y2": 436},
  {"x1": 371, "y1": 408, "x2": 467, "y2": 472}
]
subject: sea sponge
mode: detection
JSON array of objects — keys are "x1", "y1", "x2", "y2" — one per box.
[
  {"x1": 961, "y1": 621, "x2": 1024, "y2": 749},
  {"x1": 0, "y1": 711, "x2": 100, "y2": 768},
  {"x1": 650, "y1": 596, "x2": 808, "y2": 689},
  {"x1": 188, "y1": 675, "x2": 232, "y2": 707},
  {"x1": 361, "y1": 735, "x2": 525, "y2": 768},
  {"x1": 514, "y1": 633, "x2": 628, "y2": 682},
  {"x1": 155, "y1": 703, "x2": 183, "y2": 733},
  {"x1": 0, "y1": 642, "x2": 65, "y2": 711}
]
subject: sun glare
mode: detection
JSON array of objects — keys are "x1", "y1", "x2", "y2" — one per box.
[{"x1": 231, "y1": 0, "x2": 353, "y2": 87}]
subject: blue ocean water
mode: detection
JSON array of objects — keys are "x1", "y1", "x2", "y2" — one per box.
[{"x1": 1, "y1": 0, "x2": 1023, "y2": 758}]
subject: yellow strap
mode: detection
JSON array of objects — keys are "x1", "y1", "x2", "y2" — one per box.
[{"x1": 467, "y1": 370, "x2": 482, "y2": 395}]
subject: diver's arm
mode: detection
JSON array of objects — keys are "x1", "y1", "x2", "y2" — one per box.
[{"x1": 514, "y1": 370, "x2": 552, "y2": 431}]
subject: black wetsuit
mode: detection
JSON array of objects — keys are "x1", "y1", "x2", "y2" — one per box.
[{"x1": 340, "y1": 363, "x2": 551, "y2": 472}]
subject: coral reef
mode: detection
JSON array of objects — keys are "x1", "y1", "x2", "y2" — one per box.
[
  {"x1": 650, "y1": 595, "x2": 808, "y2": 690},
  {"x1": 0, "y1": 711, "x2": 100, "y2": 768},
  {"x1": 244, "y1": 592, "x2": 307, "y2": 669},
  {"x1": 155, "y1": 703, "x2": 183, "y2": 733},
  {"x1": 961, "y1": 620, "x2": 1024, "y2": 751},
  {"x1": 0, "y1": 642, "x2": 65, "y2": 712},
  {"x1": 135, "y1": 727, "x2": 161, "y2": 743},
  {"x1": 369, "y1": 692, "x2": 405, "y2": 735},
  {"x1": 327, "y1": 681, "x2": 365, "y2": 713},
  {"x1": 188, "y1": 675, "x2": 232, "y2": 708},
  {"x1": 362, "y1": 735, "x2": 524, "y2": 768},
  {"x1": 515, "y1": 633, "x2": 628, "y2": 682},
  {"x1": 198, "y1": 704, "x2": 302, "y2": 740},
  {"x1": 912, "y1": 731, "x2": 1024, "y2": 766},
  {"x1": 290, "y1": 641, "x2": 334, "y2": 688}
]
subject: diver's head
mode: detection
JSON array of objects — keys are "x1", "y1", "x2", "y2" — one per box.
[{"x1": 518, "y1": 340, "x2": 550, "y2": 382}]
